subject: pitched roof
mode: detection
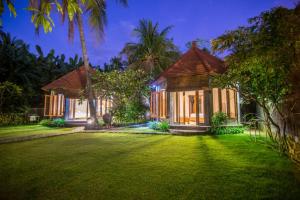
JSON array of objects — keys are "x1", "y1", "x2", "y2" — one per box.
[
  {"x1": 42, "y1": 66, "x2": 95, "y2": 97},
  {"x1": 153, "y1": 44, "x2": 226, "y2": 85}
]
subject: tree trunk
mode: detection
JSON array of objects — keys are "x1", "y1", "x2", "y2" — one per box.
[{"x1": 76, "y1": 13, "x2": 99, "y2": 128}]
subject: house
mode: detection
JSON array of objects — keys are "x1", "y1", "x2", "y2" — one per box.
[
  {"x1": 42, "y1": 66, "x2": 112, "y2": 122},
  {"x1": 150, "y1": 42, "x2": 240, "y2": 126}
]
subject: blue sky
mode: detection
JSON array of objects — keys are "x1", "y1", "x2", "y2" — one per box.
[{"x1": 2, "y1": 0, "x2": 296, "y2": 66}]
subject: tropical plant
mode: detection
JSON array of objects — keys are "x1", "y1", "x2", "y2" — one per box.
[
  {"x1": 211, "y1": 112, "x2": 228, "y2": 127},
  {"x1": 121, "y1": 19, "x2": 180, "y2": 79},
  {"x1": 148, "y1": 121, "x2": 159, "y2": 130},
  {"x1": 0, "y1": 0, "x2": 16, "y2": 25},
  {"x1": 39, "y1": 119, "x2": 53, "y2": 127},
  {"x1": 0, "y1": 31, "x2": 39, "y2": 105},
  {"x1": 28, "y1": 0, "x2": 128, "y2": 128},
  {"x1": 0, "y1": 113, "x2": 27, "y2": 126},
  {"x1": 185, "y1": 38, "x2": 211, "y2": 53},
  {"x1": 211, "y1": 5, "x2": 300, "y2": 152},
  {"x1": 103, "y1": 56, "x2": 126, "y2": 72},
  {"x1": 0, "y1": 81, "x2": 23, "y2": 113},
  {"x1": 158, "y1": 121, "x2": 170, "y2": 132},
  {"x1": 93, "y1": 69, "x2": 150, "y2": 123}
]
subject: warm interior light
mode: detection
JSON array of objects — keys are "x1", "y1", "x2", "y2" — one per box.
[{"x1": 87, "y1": 118, "x2": 93, "y2": 124}]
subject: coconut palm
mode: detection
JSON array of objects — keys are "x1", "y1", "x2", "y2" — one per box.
[
  {"x1": 121, "y1": 19, "x2": 180, "y2": 79},
  {"x1": 28, "y1": 0, "x2": 128, "y2": 127},
  {"x1": 0, "y1": 0, "x2": 16, "y2": 25}
]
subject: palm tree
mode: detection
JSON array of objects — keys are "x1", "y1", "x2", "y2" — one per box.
[
  {"x1": 29, "y1": 0, "x2": 128, "y2": 127},
  {"x1": 121, "y1": 19, "x2": 180, "y2": 78},
  {"x1": 0, "y1": 0, "x2": 16, "y2": 25}
]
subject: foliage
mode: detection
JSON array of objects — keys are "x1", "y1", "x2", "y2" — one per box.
[
  {"x1": 39, "y1": 119, "x2": 54, "y2": 127},
  {"x1": 52, "y1": 118, "x2": 65, "y2": 127},
  {"x1": 93, "y1": 69, "x2": 150, "y2": 123},
  {"x1": 40, "y1": 118, "x2": 65, "y2": 127},
  {"x1": 0, "y1": 30, "x2": 83, "y2": 110},
  {"x1": 0, "y1": 81, "x2": 23, "y2": 113},
  {"x1": 102, "y1": 56, "x2": 126, "y2": 72},
  {"x1": 121, "y1": 19, "x2": 180, "y2": 79},
  {"x1": 0, "y1": 0, "x2": 16, "y2": 25},
  {"x1": 211, "y1": 126, "x2": 245, "y2": 135},
  {"x1": 211, "y1": 112, "x2": 228, "y2": 127},
  {"x1": 158, "y1": 121, "x2": 170, "y2": 132},
  {"x1": 148, "y1": 121, "x2": 170, "y2": 132},
  {"x1": 211, "y1": 5, "x2": 300, "y2": 152},
  {"x1": 148, "y1": 121, "x2": 159, "y2": 130},
  {"x1": 185, "y1": 38, "x2": 211, "y2": 53},
  {"x1": 0, "y1": 113, "x2": 27, "y2": 126}
]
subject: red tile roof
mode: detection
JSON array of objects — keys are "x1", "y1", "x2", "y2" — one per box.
[
  {"x1": 153, "y1": 44, "x2": 226, "y2": 85},
  {"x1": 42, "y1": 66, "x2": 95, "y2": 97}
]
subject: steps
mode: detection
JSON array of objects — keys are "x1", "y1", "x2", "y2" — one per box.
[{"x1": 169, "y1": 125, "x2": 210, "y2": 135}]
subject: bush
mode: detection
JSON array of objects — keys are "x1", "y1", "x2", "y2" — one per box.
[
  {"x1": 211, "y1": 112, "x2": 228, "y2": 127},
  {"x1": 158, "y1": 121, "x2": 170, "y2": 132},
  {"x1": 148, "y1": 121, "x2": 159, "y2": 130},
  {"x1": 39, "y1": 119, "x2": 54, "y2": 127},
  {"x1": 39, "y1": 118, "x2": 65, "y2": 127},
  {"x1": 149, "y1": 121, "x2": 170, "y2": 132},
  {"x1": 212, "y1": 126, "x2": 245, "y2": 135},
  {"x1": 0, "y1": 113, "x2": 27, "y2": 126},
  {"x1": 52, "y1": 118, "x2": 65, "y2": 127}
]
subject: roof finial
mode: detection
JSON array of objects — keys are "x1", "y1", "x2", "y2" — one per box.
[{"x1": 192, "y1": 41, "x2": 197, "y2": 49}]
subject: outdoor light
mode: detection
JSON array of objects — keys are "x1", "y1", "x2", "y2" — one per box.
[{"x1": 87, "y1": 118, "x2": 93, "y2": 124}]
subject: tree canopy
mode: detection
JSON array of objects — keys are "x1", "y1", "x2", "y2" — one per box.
[
  {"x1": 121, "y1": 19, "x2": 180, "y2": 79},
  {"x1": 211, "y1": 5, "x2": 300, "y2": 152}
]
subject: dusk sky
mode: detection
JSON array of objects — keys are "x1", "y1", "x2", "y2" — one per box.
[{"x1": 2, "y1": 0, "x2": 296, "y2": 66}]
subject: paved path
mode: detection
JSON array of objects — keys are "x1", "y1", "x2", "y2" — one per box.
[{"x1": 0, "y1": 127, "x2": 85, "y2": 144}]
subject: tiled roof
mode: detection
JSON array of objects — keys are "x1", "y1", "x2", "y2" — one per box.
[
  {"x1": 153, "y1": 44, "x2": 226, "y2": 85},
  {"x1": 42, "y1": 66, "x2": 95, "y2": 97}
]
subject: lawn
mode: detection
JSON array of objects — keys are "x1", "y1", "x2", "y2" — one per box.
[
  {"x1": 0, "y1": 125, "x2": 74, "y2": 140},
  {"x1": 0, "y1": 132, "x2": 300, "y2": 200}
]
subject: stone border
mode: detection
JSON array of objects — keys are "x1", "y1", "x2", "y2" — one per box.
[{"x1": 0, "y1": 127, "x2": 84, "y2": 144}]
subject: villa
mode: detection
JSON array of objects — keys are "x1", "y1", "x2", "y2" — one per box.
[
  {"x1": 42, "y1": 66, "x2": 112, "y2": 122},
  {"x1": 42, "y1": 42, "x2": 240, "y2": 127},
  {"x1": 149, "y1": 42, "x2": 240, "y2": 126}
]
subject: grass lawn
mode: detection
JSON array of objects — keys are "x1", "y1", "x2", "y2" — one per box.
[
  {"x1": 0, "y1": 125, "x2": 74, "y2": 140},
  {"x1": 0, "y1": 133, "x2": 300, "y2": 200}
]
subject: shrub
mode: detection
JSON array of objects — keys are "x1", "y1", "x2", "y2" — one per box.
[
  {"x1": 39, "y1": 119, "x2": 54, "y2": 127},
  {"x1": 39, "y1": 118, "x2": 65, "y2": 127},
  {"x1": 148, "y1": 121, "x2": 170, "y2": 132},
  {"x1": 148, "y1": 121, "x2": 159, "y2": 130},
  {"x1": 52, "y1": 118, "x2": 65, "y2": 127},
  {"x1": 212, "y1": 126, "x2": 245, "y2": 135},
  {"x1": 211, "y1": 112, "x2": 228, "y2": 127},
  {"x1": 0, "y1": 113, "x2": 27, "y2": 126},
  {"x1": 158, "y1": 121, "x2": 170, "y2": 132}
]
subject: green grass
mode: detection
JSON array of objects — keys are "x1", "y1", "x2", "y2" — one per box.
[
  {"x1": 0, "y1": 133, "x2": 300, "y2": 199},
  {"x1": 115, "y1": 126, "x2": 164, "y2": 133},
  {"x1": 0, "y1": 125, "x2": 74, "y2": 139}
]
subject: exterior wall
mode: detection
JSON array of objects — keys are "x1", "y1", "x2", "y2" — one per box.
[
  {"x1": 150, "y1": 87, "x2": 239, "y2": 126},
  {"x1": 44, "y1": 93, "x2": 113, "y2": 121}
]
